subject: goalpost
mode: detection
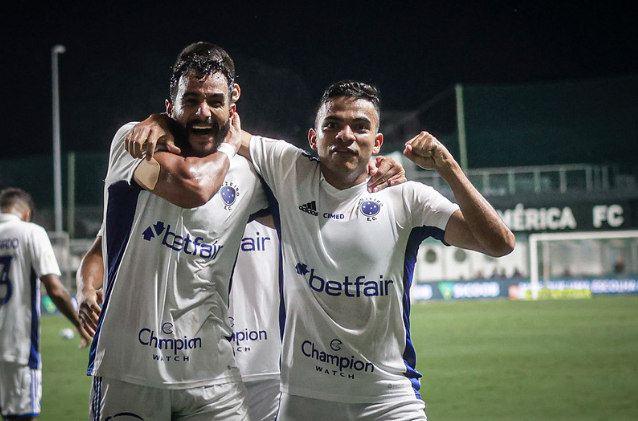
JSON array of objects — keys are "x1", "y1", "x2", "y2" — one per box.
[
  {"x1": 528, "y1": 230, "x2": 638, "y2": 300},
  {"x1": 48, "y1": 231, "x2": 95, "y2": 295},
  {"x1": 48, "y1": 231, "x2": 72, "y2": 290}
]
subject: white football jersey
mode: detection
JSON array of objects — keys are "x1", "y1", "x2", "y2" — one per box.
[
  {"x1": 88, "y1": 123, "x2": 268, "y2": 389},
  {"x1": 229, "y1": 220, "x2": 281, "y2": 382},
  {"x1": 0, "y1": 214, "x2": 61, "y2": 368},
  {"x1": 249, "y1": 136, "x2": 459, "y2": 403}
]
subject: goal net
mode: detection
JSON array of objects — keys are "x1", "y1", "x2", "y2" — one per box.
[{"x1": 527, "y1": 230, "x2": 638, "y2": 299}]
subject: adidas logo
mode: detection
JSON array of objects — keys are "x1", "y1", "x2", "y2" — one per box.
[{"x1": 299, "y1": 201, "x2": 318, "y2": 216}]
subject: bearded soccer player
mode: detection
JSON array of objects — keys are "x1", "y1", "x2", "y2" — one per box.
[{"x1": 78, "y1": 42, "x2": 267, "y2": 420}]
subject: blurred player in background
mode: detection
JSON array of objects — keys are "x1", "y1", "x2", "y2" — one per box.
[
  {"x1": 229, "y1": 218, "x2": 281, "y2": 421},
  {"x1": 0, "y1": 187, "x2": 90, "y2": 421}
]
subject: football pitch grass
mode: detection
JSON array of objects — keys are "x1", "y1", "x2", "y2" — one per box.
[{"x1": 40, "y1": 295, "x2": 638, "y2": 420}]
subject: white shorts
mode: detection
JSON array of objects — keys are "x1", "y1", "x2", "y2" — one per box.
[
  {"x1": 89, "y1": 376, "x2": 250, "y2": 421},
  {"x1": 276, "y1": 392, "x2": 427, "y2": 421},
  {"x1": 243, "y1": 378, "x2": 281, "y2": 421},
  {"x1": 0, "y1": 361, "x2": 41, "y2": 418}
]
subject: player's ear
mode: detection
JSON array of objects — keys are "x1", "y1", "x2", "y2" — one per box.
[
  {"x1": 373, "y1": 133, "x2": 384, "y2": 155},
  {"x1": 232, "y1": 83, "x2": 241, "y2": 103},
  {"x1": 308, "y1": 128, "x2": 318, "y2": 150},
  {"x1": 21, "y1": 208, "x2": 32, "y2": 222},
  {"x1": 165, "y1": 99, "x2": 173, "y2": 116}
]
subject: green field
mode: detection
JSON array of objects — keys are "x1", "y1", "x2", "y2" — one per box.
[{"x1": 40, "y1": 296, "x2": 638, "y2": 420}]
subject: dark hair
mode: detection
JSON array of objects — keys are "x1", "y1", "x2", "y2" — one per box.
[
  {"x1": 319, "y1": 80, "x2": 381, "y2": 117},
  {"x1": 0, "y1": 187, "x2": 34, "y2": 213},
  {"x1": 169, "y1": 42, "x2": 236, "y2": 103}
]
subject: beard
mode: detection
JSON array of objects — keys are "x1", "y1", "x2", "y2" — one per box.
[{"x1": 183, "y1": 117, "x2": 231, "y2": 157}]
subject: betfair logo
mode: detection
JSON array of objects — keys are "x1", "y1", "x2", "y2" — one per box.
[
  {"x1": 142, "y1": 221, "x2": 223, "y2": 259},
  {"x1": 296, "y1": 263, "x2": 394, "y2": 297},
  {"x1": 299, "y1": 201, "x2": 318, "y2": 216}
]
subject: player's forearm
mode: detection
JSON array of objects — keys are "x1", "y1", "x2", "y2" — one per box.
[
  {"x1": 76, "y1": 239, "x2": 104, "y2": 301},
  {"x1": 152, "y1": 152, "x2": 232, "y2": 208},
  {"x1": 75, "y1": 244, "x2": 103, "y2": 337},
  {"x1": 439, "y1": 162, "x2": 515, "y2": 257},
  {"x1": 44, "y1": 278, "x2": 83, "y2": 330},
  {"x1": 237, "y1": 130, "x2": 253, "y2": 162}
]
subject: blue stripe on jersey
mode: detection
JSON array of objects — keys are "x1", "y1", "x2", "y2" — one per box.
[
  {"x1": 402, "y1": 225, "x2": 446, "y2": 397},
  {"x1": 91, "y1": 376, "x2": 102, "y2": 420},
  {"x1": 28, "y1": 268, "x2": 40, "y2": 369},
  {"x1": 104, "y1": 181, "x2": 143, "y2": 289},
  {"x1": 87, "y1": 181, "x2": 141, "y2": 375}
]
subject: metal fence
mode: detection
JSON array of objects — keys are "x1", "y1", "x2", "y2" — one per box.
[{"x1": 407, "y1": 162, "x2": 637, "y2": 198}]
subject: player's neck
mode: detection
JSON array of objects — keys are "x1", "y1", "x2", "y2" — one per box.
[{"x1": 320, "y1": 166, "x2": 367, "y2": 190}]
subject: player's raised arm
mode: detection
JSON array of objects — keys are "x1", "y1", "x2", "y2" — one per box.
[
  {"x1": 404, "y1": 131, "x2": 515, "y2": 257},
  {"x1": 237, "y1": 129, "x2": 254, "y2": 163}
]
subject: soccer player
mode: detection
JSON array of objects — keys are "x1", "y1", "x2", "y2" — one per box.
[
  {"x1": 0, "y1": 188, "x2": 90, "y2": 421},
  {"x1": 229, "y1": 218, "x2": 281, "y2": 421},
  {"x1": 77, "y1": 218, "x2": 282, "y2": 421},
  {"x1": 79, "y1": 42, "x2": 268, "y2": 420},
  {"x1": 237, "y1": 80, "x2": 516, "y2": 420}
]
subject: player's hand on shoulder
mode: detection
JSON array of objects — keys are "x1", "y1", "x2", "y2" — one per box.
[
  {"x1": 367, "y1": 155, "x2": 407, "y2": 193},
  {"x1": 126, "y1": 113, "x2": 181, "y2": 161}
]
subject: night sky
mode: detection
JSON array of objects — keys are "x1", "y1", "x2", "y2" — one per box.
[{"x1": 2, "y1": 1, "x2": 636, "y2": 166}]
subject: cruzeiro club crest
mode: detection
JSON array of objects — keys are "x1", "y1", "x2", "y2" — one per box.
[
  {"x1": 221, "y1": 181, "x2": 240, "y2": 210},
  {"x1": 358, "y1": 198, "x2": 382, "y2": 221}
]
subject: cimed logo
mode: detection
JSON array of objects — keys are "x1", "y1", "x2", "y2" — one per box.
[{"x1": 358, "y1": 198, "x2": 382, "y2": 221}]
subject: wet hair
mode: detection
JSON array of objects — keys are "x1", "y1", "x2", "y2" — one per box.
[
  {"x1": 169, "y1": 42, "x2": 236, "y2": 103},
  {"x1": 0, "y1": 187, "x2": 34, "y2": 214},
  {"x1": 319, "y1": 80, "x2": 380, "y2": 114}
]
